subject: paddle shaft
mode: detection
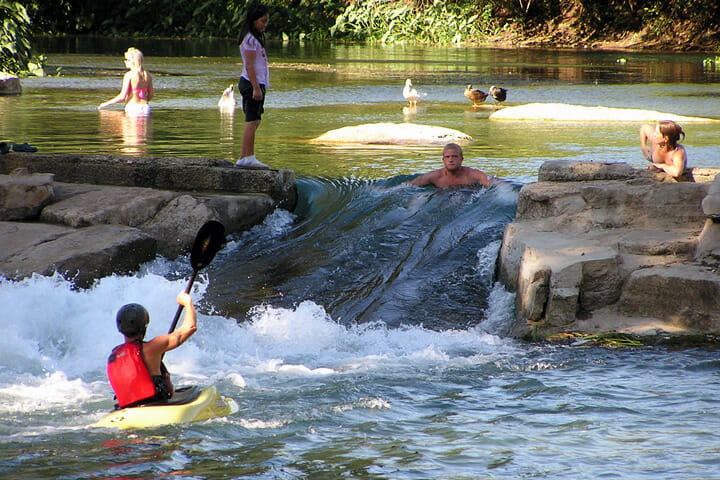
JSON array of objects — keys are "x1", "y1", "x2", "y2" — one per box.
[{"x1": 168, "y1": 269, "x2": 198, "y2": 335}]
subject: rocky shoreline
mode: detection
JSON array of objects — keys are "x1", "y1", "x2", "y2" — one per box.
[
  {"x1": 0, "y1": 153, "x2": 297, "y2": 287},
  {"x1": 497, "y1": 161, "x2": 720, "y2": 342}
]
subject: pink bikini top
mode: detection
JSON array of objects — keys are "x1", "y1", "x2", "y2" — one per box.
[{"x1": 132, "y1": 87, "x2": 149, "y2": 99}]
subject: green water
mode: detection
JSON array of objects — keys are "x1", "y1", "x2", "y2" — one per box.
[{"x1": 2, "y1": 38, "x2": 719, "y2": 182}]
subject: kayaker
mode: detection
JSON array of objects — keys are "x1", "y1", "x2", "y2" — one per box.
[{"x1": 107, "y1": 291, "x2": 197, "y2": 409}]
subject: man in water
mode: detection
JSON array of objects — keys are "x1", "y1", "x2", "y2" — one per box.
[{"x1": 409, "y1": 143, "x2": 494, "y2": 188}]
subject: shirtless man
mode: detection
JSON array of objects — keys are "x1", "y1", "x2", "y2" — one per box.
[
  {"x1": 409, "y1": 143, "x2": 493, "y2": 188},
  {"x1": 639, "y1": 120, "x2": 687, "y2": 178}
]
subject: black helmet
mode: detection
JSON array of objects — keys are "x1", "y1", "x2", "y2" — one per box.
[{"x1": 116, "y1": 303, "x2": 149, "y2": 337}]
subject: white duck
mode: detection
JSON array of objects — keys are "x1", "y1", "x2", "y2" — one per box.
[
  {"x1": 403, "y1": 79, "x2": 427, "y2": 106},
  {"x1": 218, "y1": 84, "x2": 236, "y2": 111}
]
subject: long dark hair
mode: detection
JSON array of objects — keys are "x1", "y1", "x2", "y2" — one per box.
[
  {"x1": 658, "y1": 120, "x2": 685, "y2": 148},
  {"x1": 239, "y1": 3, "x2": 268, "y2": 47}
]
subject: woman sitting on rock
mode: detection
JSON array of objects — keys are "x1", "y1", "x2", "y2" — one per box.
[{"x1": 639, "y1": 120, "x2": 687, "y2": 179}]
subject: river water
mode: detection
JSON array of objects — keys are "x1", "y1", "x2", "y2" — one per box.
[{"x1": 2, "y1": 38, "x2": 720, "y2": 479}]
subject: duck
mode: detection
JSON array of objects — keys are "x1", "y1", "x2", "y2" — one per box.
[
  {"x1": 403, "y1": 79, "x2": 427, "y2": 106},
  {"x1": 464, "y1": 85, "x2": 488, "y2": 107},
  {"x1": 489, "y1": 85, "x2": 508, "y2": 104},
  {"x1": 218, "y1": 84, "x2": 236, "y2": 111}
]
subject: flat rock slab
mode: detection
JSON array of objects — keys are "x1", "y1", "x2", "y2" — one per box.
[
  {"x1": 0, "y1": 222, "x2": 156, "y2": 287},
  {"x1": 489, "y1": 103, "x2": 718, "y2": 123},
  {"x1": 41, "y1": 183, "x2": 176, "y2": 228},
  {"x1": 309, "y1": 123, "x2": 473, "y2": 146}
]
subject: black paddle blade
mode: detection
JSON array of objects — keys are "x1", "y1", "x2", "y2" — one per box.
[{"x1": 190, "y1": 220, "x2": 226, "y2": 270}]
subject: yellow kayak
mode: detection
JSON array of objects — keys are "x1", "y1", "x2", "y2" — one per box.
[{"x1": 91, "y1": 385, "x2": 238, "y2": 430}]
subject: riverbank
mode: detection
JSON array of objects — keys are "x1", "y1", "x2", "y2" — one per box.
[{"x1": 484, "y1": 18, "x2": 720, "y2": 53}]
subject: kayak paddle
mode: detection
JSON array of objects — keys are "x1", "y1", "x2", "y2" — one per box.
[{"x1": 168, "y1": 220, "x2": 226, "y2": 334}]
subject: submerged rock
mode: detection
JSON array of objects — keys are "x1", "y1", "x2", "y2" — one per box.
[
  {"x1": 489, "y1": 103, "x2": 718, "y2": 123},
  {"x1": 310, "y1": 122, "x2": 473, "y2": 146}
]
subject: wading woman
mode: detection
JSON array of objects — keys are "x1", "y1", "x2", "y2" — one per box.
[
  {"x1": 235, "y1": 4, "x2": 271, "y2": 169},
  {"x1": 98, "y1": 47, "x2": 153, "y2": 116}
]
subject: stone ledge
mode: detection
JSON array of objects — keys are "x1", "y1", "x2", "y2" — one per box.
[
  {"x1": 497, "y1": 160, "x2": 720, "y2": 340},
  {"x1": 0, "y1": 154, "x2": 298, "y2": 286},
  {"x1": 0, "y1": 152, "x2": 297, "y2": 209}
]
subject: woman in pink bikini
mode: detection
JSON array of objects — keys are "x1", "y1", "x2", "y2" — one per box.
[{"x1": 98, "y1": 47, "x2": 153, "y2": 115}]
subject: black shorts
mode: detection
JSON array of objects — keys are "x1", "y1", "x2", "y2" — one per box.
[{"x1": 238, "y1": 77, "x2": 265, "y2": 122}]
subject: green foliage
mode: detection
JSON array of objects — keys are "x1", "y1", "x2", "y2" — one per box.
[
  {"x1": 0, "y1": 1, "x2": 46, "y2": 76},
  {"x1": 703, "y1": 56, "x2": 720, "y2": 71},
  {"x1": 330, "y1": 0, "x2": 499, "y2": 44},
  {"x1": 19, "y1": 0, "x2": 720, "y2": 48},
  {"x1": 267, "y1": 0, "x2": 347, "y2": 41},
  {"x1": 24, "y1": 0, "x2": 344, "y2": 41}
]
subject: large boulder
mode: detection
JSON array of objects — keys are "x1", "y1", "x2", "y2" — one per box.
[
  {"x1": 497, "y1": 160, "x2": 720, "y2": 339},
  {"x1": 489, "y1": 103, "x2": 717, "y2": 123},
  {"x1": 0, "y1": 169, "x2": 54, "y2": 220}
]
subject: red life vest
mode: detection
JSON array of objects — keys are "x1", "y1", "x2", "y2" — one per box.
[{"x1": 107, "y1": 340, "x2": 158, "y2": 408}]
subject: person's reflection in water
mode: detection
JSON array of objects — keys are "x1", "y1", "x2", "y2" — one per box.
[
  {"x1": 99, "y1": 110, "x2": 151, "y2": 155},
  {"x1": 219, "y1": 106, "x2": 235, "y2": 158}
]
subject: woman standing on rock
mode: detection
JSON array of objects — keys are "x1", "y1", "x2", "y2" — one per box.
[
  {"x1": 639, "y1": 120, "x2": 687, "y2": 178},
  {"x1": 235, "y1": 4, "x2": 271, "y2": 169},
  {"x1": 98, "y1": 47, "x2": 153, "y2": 116}
]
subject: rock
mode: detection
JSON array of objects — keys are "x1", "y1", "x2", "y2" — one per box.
[
  {"x1": 695, "y1": 218, "x2": 720, "y2": 265},
  {"x1": 0, "y1": 73, "x2": 21, "y2": 95},
  {"x1": 0, "y1": 153, "x2": 298, "y2": 208},
  {"x1": 538, "y1": 160, "x2": 642, "y2": 182},
  {"x1": 40, "y1": 183, "x2": 176, "y2": 227},
  {"x1": 489, "y1": 103, "x2": 718, "y2": 123},
  {"x1": 616, "y1": 264, "x2": 720, "y2": 333},
  {"x1": 499, "y1": 222, "x2": 622, "y2": 335},
  {"x1": 140, "y1": 194, "x2": 220, "y2": 258},
  {"x1": 309, "y1": 123, "x2": 473, "y2": 146},
  {"x1": 0, "y1": 153, "x2": 298, "y2": 286},
  {"x1": 0, "y1": 222, "x2": 156, "y2": 288},
  {"x1": 497, "y1": 160, "x2": 720, "y2": 340},
  {"x1": 701, "y1": 173, "x2": 720, "y2": 219},
  {"x1": 0, "y1": 169, "x2": 54, "y2": 220}
]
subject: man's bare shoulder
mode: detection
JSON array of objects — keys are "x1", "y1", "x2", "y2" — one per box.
[
  {"x1": 460, "y1": 167, "x2": 491, "y2": 186},
  {"x1": 409, "y1": 168, "x2": 443, "y2": 186}
]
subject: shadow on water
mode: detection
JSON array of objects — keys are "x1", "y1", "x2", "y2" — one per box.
[{"x1": 209, "y1": 176, "x2": 519, "y2": 330}]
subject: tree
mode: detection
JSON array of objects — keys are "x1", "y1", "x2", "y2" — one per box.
[{"x1": 0, "y1": 1, "x2": 45, "y2": 76}]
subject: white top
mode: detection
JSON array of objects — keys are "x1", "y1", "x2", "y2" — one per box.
[{"x1": 240, "y1": 33, "x2": 269, "y2": 88}]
